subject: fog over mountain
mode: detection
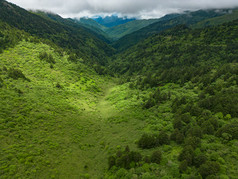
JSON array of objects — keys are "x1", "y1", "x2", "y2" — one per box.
[{"x1": 8, "y1": 0, "x2": 238, "y2": 19}]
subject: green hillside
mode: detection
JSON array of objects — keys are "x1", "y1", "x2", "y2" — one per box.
[
  {"x1": 74, "y1": 17, "x2": 111, "y2": 42},
  {"x1": 0, "y1": 1, "x2": 115, "y2": 66},
  {"x1": 192, "y1": 8, "x2": 238, "y2": 28},
  {"x1": 0, "y1": 0, "x2": 238, "y2": 178},
  {"x1": 104, "y1": 19, "x2": 160, "y2": 40},
  {"x1": 107, "y1": 20, "x2": 238, "y2": 178},
  {"x1": 113, "y1": 9, "x2": 233, "y2": 52}
]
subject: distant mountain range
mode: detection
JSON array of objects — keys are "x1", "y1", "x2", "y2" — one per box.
[{"x1": 92, "y1": 15, "x2": 136, "y2": 27}]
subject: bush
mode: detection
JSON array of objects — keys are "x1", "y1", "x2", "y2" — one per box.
[
  {"x1": 108, "y1": 146, "x2": 142, "y2": 170},
  {"x1": 138, "y1": 131, "x2": 169, "y2": 149},
  {"x1": 178, "y1": 145, "x2": 194, "y2": 166},
  {"x1": 184, "y1": 136, "x2": 201, "y2": 149},
  {"x1": 171, "y1": 129, "x2": 184, "y2": 144},
  {"x1": 193, "y1": 153, "x2": 207, "y2": 168},
  {"x1": 216, "y1": 122, "x2": 238, "y2": 140},
  {"x1": 8, "y1": 68, "x2": 28, "y2": 80},
  {"x1": 38, "y1": 52, "x2": 55, "y2": 64},
  {"x1": 199, "y1": 161, "x2": 220, "y2": 178},
  {"x1": 179, "y1": 160, "x2": 188, "y2": 173},
  {"x1": 138, "y1": 134, "x2": 157, "y2": 149},
  {"x1": 150, "y1": 150, "x2": 162, "y2": 164},
  {"x1": 157, "y1": 131, "x2": 170, "y2": 145},
  {"x1": 0, "y1": 77, "x2": 3, "y2": 88}
]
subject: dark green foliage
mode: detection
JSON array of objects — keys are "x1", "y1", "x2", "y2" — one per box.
[
  {"x1": 157, "y1": 131, "x2": 170, "y2": 145},
  {"x1": 56, "y1": 83, "x2": 62, "y2": 89},
  {"x1": 143, "y1": 88, "x2": 171, "y2": 108},
  {"x1": 193, "y1": 154, "x2": 207, "y2": 168},
  {"x1": 138, "y1": 131, "x2": 169, "y2": 149},
  {"x1": 173, "y1": 118, "x2": 185, "y2": 130},
  {"x1": 202, "y1": 121, "x2": 215, "y2": 135},
  {"x1": 178, "y1": 145, "x2": 195, "y2": 166},
  {"x1": 39, "y1": 52, "x2": 56, "y2": 64},
  {"x1": 216, "y1": 122, "x2": 238, "y2": 140},
  {"x1": 8, "y1": 68, "x2": 27, "y2": 80},
  {"x1": 138, "y1": 133, "x2": 158, "y2": 149},
  {"x1": 0, "y1": 76, "x2": 3, "y2": 87},
  {"x1": 108, "y1": 146, "x2": 142, "y2": 169},
  {"x1": 113, "y1": 9, "x2": 228, "y2": 52},
  {"x1": 199, "y1": 161, "x2": 220, "y2": 178},
  {"x1": 179, "y1": 160, "x2": 188, "y2": 173},
  {"x1": 187, "y1": 125, "x2": 203, "y2": 138},
  {"x1": 0, "y1": 0, "x2": 115, "y2": 67},
  {"x1": 108, "y1": 156, "x2": 116, "y2": 169},
  {"x1": 184, "y1": 136, "x2": 201, "y2": 149},
  {"x1": 150, "y1": 150, "x2": 162, "y2": 164}
]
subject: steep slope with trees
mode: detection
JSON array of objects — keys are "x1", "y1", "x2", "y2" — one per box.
[
  {"x1": 113, "y1": 9, "x2": 234, "y2": 52},
  {"x1": 0, "y1": 0, "x2": 115, "y2": 66},
  {"x1": 0, "y1": 1, "x2": 238, "y2": 178}
]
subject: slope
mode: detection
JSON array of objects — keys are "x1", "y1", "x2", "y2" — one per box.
[
  {"x1": 113, "y1": 9, "x2": 233, "y2": 52},
  {"x1": 0, "y1": 0, "x2": 114, "y2": 66},
  {"x1": 192, "y1": 8, "x2": 238, "y2": 28},
  {"x1": 93, "y1": 15, "x2": 136, "y2": 28},
  {"x1": 105, "y1": 20, "x2": 238, "y2": 178},
  {"x1": 34, "y1": 11, "x2": 111, "y2": 44},
  {"x1": 74, "y1": 17, "x2": 112, "y2": 42},
  {"x1": 105, "y1": 19, "x2": 161, "y2": 41}
]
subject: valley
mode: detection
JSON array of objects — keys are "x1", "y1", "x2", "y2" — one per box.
[{"x1": 0, "y1": 0, "x2": 238, "y2": 178}]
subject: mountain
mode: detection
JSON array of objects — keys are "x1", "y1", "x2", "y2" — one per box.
[
  {"x1": 113, "y1": 9, "x2": 234, "y2": 52},
  {"x1": 106, "y1": 20, "x2": 238, "y2": 178},
  {"x1": 93, "y1": 15, "x2": 136, "y2": 27},
  {"x1": 73, "y1": 17, "x2": 112, "y2": 42},
  {"x1": 1, "y1": 0, "x2": 238, "y2": 178},
  {"x1": 192, "y1": 8, "x2": 238, "y2": 28},
  {"x1": 104, "y1": 19, "x2": 161, "y2": 41},
  {"x1": 0, "y1": 0, "x2": 115, "y2": 66}
]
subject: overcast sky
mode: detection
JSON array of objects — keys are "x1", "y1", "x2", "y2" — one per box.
[{"x1": 7, "y1": 0, "x2": 238, "y2": 19}]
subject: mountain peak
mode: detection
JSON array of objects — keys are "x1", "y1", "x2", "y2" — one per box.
[{"x1": 92, "y1": 15, "x2": 136, "y2": 27}]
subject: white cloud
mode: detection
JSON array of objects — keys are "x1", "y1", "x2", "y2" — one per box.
[{"x1": 7, "y1": 0, "x2": 238, "y2": 19}]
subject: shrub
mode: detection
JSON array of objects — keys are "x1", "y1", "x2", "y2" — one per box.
[
  {"x1": 199, "y1": 161, "x2": 220, "y2": 178},
  {"x1": 138, "y1": 134, "x2": 157, "y2": 149},
  {"x1": 216, "y1": 122, "x2": 238, "y2": 140},
  {"x1": 38, "y1": 52, "x2": 55, "y2": 64},
  {"x1": 157, "y1": 131, "x2": 170, "y2": 145},
  {"x1": 193, "y1": 153, "x2": 207, "y2": 168},
  {"x1": 178, "y1": 145, "x2": 194, "y2": 166},
  {"x1": 184, "y1": 136, "x2": 201, "y2": 149},
  {"x1": 179, "y1": 160, "x2": 188, "y2": 173},
  {"x1": 8, "y1": 68, "x2": 28, "y2": 80},
  {"x1": 150, "y1": 150, "x2": 162, "y2": 164}
]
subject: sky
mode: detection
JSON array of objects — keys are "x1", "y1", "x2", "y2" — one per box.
[{"x1": 7, "y1": 0, "x2": 238, "y2": 19}]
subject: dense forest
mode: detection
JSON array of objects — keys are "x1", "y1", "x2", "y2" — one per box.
[{"x1": 0, "y1": 0, "x2": 238, "y2": 178}]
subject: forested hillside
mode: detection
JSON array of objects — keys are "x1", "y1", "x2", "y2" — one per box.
[
  {"x1": 106, "y1": 20, "x2": 238, "y2": 178},
  {"x1": 113, "y1": 9, "x2": 237, "y2": 52},
  {"x1": 0, "y1": 0, "x2": 238, "y2": 178},
  {"x1": 0, "y1": 0, "x2": 115, "y2": 67}
]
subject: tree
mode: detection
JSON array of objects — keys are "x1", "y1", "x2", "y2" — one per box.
[
  {"x1": 179, "y1": 160, "x2": 188, "y2": 173},
  {"x1": 193, "y1": 153, "x2": 207, "y2": 168},
  {"x1": 199, "y1": 161, "x2": 220, "y2": 178},
  {"x1": 157, "y1": 131, "x2": 169, "y2": 145},
  {"x1": 151, "y1": 150, "x2": 162, "y2": 164},
  {"x1": 178, "y1": 145, "x2": 194, "y2": 166},
  {"x1": 184, "y1": 136, "x2": 201, "y2": 149}
]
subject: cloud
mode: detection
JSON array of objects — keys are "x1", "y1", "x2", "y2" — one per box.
[{"x1": 7, "y1": 0, "x2": 238, "y2": 19}]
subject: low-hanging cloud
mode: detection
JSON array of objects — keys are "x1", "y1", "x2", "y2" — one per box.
[{"x1": 7, "y1": 0, "x2": 238, "y2": 19}]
